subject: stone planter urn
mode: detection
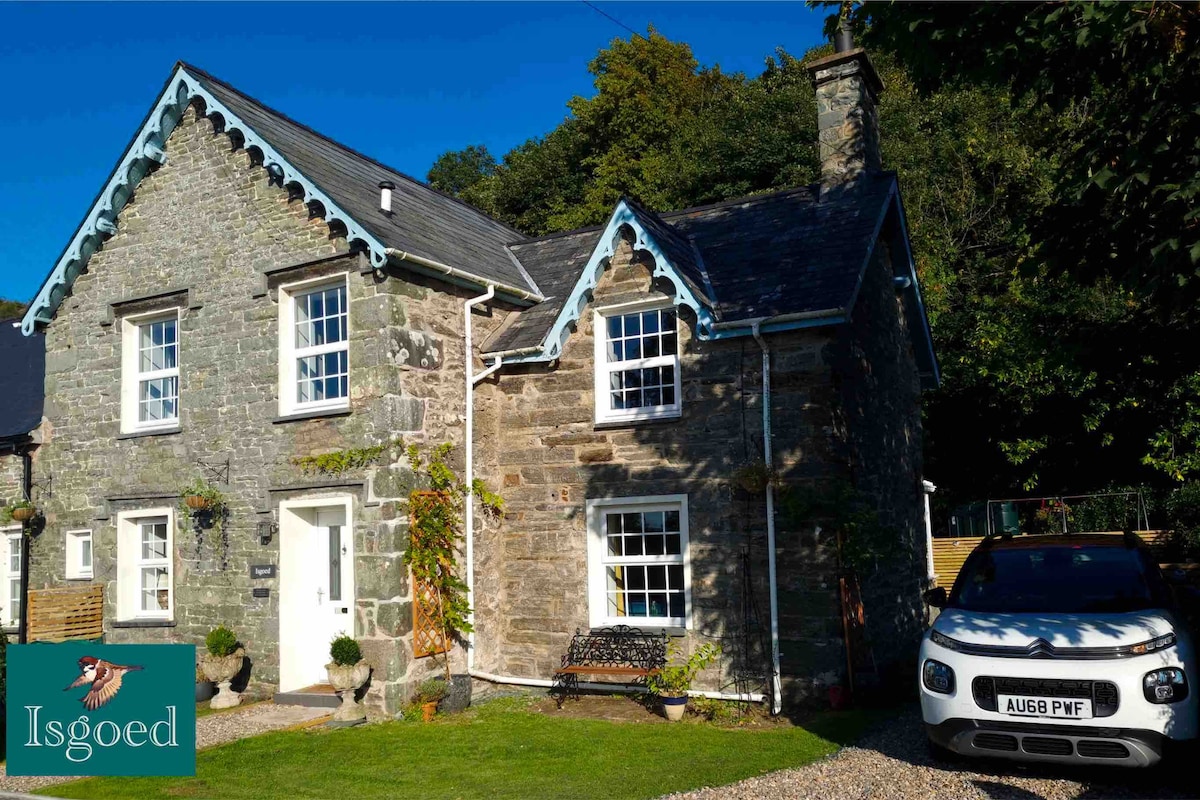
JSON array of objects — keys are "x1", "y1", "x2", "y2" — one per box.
[
  {"x1": 201, "y1": 648, "x2": 245, "y2": 709},
  {"x1": 326, "y1": 660, "x2": 371, "y2": 726}
]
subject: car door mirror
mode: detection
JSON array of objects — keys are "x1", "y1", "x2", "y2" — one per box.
[{"x1": 924, "y1": 586, "x2": 948, "y2": 608}]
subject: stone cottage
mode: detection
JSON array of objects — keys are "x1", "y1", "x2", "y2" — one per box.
[{"x1": 17, "y1": 40, "x2": 937, "y2": 715}]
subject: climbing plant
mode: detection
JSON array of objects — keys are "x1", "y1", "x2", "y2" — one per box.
[
  {"x1": 403, "y1": 443, "x2": 503, "y2": 678},
  {"x1": 291, "y1": 439, "x2": 402, "y2": 476}
]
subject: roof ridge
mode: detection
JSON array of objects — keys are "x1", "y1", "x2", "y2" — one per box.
[
  {"x1": 660, "y1": 184, "x2": 823, "y2": 219},
  {"x1": 177, "y1": 61, "x2": 530, "y2": 243},
  {"x1": 509, "y1": 224, "x2": 605, "y2": 246}
]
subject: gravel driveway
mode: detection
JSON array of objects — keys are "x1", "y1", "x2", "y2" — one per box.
[{"x1": 669, "y1": 707, "x2": 1197, "y2": 800}]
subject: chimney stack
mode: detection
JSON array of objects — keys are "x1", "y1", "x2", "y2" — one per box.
[{"x1": 806, "y1": 26, "x2": 883, "y2": 187}]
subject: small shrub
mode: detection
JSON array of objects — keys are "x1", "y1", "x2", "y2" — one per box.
[
  {"x1": 205, "y1": 625, "x2": 238, "y2": 658},
  {"x1": 330, "y1": 635, "x2": 362, "y2": 666},
  {"x1": 1168, "y1": 483, "x2": 1200, "y2": 556},
  {"x1": 414, "y1": 677, "x2": 448, "y2": 703},
  {"x1": 646, "y1": 643, "x2": 721, "y2": 697}
]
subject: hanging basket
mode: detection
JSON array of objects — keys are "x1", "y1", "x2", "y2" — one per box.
[
  {"x1": 185, "y1": 495, "x2": 212, "y2": 510},
  {"x1": 10, "y1": 506, "x2": 36, "y2": 522}
]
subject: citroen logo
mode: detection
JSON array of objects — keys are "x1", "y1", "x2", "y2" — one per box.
[{"x1": 1027, "y1": 638, "x2": 1056, "y2": 658}]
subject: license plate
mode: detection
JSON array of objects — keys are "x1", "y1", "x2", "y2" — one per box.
[{"x1": 998, "y1": 694, "x2": 1093, "y2": 719}]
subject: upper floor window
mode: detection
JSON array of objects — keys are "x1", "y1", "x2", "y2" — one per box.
[
  {"x1": 120, "y1": 310, "x2": 180, "y2": 434},
  {"x1": 66, "y1": 529, "x2": 93, "y2": 580},
  {"x1": 593, "y1": 305, "x2": 681, "y2": 424},
  {"x1": 279, "y1": 276, "x2": 350, "y2": 416}
]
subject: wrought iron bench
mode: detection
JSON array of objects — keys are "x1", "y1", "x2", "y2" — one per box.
[{"x1": 552, "y1": 625, "x2": 668, "y2": 706}]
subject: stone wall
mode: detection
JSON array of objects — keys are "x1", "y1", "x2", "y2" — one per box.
[
  {"x1": 479, "y1": 234, "x2": 847, "y2": 700},
  {"x1": 29, "y1": 103, "x2": 503, "y2": 715},
  {"x1": 829, "y1": 234, "x2": 927, "y2": 691}
]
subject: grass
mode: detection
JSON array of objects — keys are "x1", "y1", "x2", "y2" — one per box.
[{"x1": 41, "y1": 698, "x2": 881, "y2": 800}]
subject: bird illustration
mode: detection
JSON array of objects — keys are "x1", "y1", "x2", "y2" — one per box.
[{"x1": 64, "y1": 656, "x2": 144, "y2": 711}]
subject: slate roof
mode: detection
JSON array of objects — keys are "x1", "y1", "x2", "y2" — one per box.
[
  {"x1": 183, "y1": 64, "x2": 537, "y2": 295},
  {"x1": 483, "y1": 173, "x2": 899, "y2": 353},
  {"x1": 0, "y1": 320, "x2": 44, "y2": 440}
]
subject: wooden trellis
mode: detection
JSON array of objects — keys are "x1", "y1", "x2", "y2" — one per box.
[{"x1": 412, "y1": 577, "x2": 449, "y2": 658}]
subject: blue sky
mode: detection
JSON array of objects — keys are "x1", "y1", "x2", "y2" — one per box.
[{"x1": 0, "y1": 2, "x2": 827, "y2": 304}]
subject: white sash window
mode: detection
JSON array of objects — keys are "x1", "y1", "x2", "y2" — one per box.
[
  {"x1": 279, "y1": 275, "x2": 350, "y2": 416},
  {"x1": 594, "y1": 305, "x2": 681, "y2": 423}
]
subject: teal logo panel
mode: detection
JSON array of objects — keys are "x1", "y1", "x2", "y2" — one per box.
[{"x1": 6, "y1": 643, "x2": 197, "y2": 776}]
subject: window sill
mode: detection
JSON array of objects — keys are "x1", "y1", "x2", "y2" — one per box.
[
  {"x1": 273, "y1": 407, "x2": 351, "y2": 424},
  {"x1": 112, "y1": 618, "x2": 176, "y2": 629},
  {"x1": 594, "y1": 415, "x2": 681, "y2": 432},
  {"x1": 117, "y1": 426, "x2": 182, "y2": 440},
  {"x1": 593, "y1": 625, "x2": 688, "y2": 638},
  {"x1": 65, "y1": 575, "x2": 94, "y2": 582}
]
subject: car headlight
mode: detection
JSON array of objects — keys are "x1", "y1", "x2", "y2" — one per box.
[
  {"x1": 1144, "y1": 668, "x2": 1188, "y2": 704},
  {"x1": 923, "y1": 659, "x2": 955, "y2": 694},
  {"x1": 1129, "y1": 633, "x2": 1176, "y2": 655},
  {"x1": 929, "y1": 630, "x2": 963, "y2": 652}
]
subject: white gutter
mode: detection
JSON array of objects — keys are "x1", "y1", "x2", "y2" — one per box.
[
  {"x1": 751, "y1": 322, "x2": 783, "y2": 715},
  {"x1": 481, "y1": 343, "x2": 545, "y2": 360},
  {"x1": 464, "y1": 284, "x2": 497, "y2": 673},
  {"x1": 922, "y1": 480, "x2": 937, "y2": 584},
  {"x1": 387, "y1": 249, "x2": 544, "y2": 304},
  {"x1": 709, "y1": 307, "x2": 845, "y2": 332},
  {"x1": 468, "y1": 669, "x2": 766, "y2": 703}
]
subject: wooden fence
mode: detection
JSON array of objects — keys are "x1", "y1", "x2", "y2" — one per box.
[
  {"x1": 26, "y1": 584, "x2": 104, "y2": 642},
  {"x1": 930, "y1": 530, "x2": 1174, "y2": 589}
]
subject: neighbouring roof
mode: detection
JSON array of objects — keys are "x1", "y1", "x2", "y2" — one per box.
[
  {"x1": 0, "y1": 320, "x2": 44, "y2": 440},
  {"x1": 484, "y1": 173, "x2": 902, "y2": 353}
]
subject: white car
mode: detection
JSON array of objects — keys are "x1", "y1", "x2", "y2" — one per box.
[{"x1": 920, "y1": 533, "x2": 1197, "y2": 767}]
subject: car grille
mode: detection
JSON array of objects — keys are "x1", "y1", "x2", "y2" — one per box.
[
  {"x1": 1077, "y1": 740, "x2": 1130, "y2": 759},
  {"x1": 1022, "y1": 736, "x2": 1074, "y2": 756},
  {"x1": 973, "y1": 733, "x2": 1019, "y2": 752},
  {"x1": 972, "y1": 677, "x2": 1119, "y2": 717}
]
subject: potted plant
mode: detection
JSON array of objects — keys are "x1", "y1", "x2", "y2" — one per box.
[
  {"x1": 8, "y1": 499, "x2": 36, "y2": 522},
  {"x1": 413, "y1": 677, "x2": 448, "y2": 722},
  {"x1": 326, "y1": 635, "x2": 371, "y2": 726},
  {"x1": 646, "y1": 642, "x2": 721, "y2": 721},
  {"x1": 200, "y1": 625, "x2": 244, "y2": 709}
]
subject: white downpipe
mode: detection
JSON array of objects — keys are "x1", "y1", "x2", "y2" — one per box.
[
  {"x1": 751, "y1": 322, "x2": 783, "y2": 715},
  {"x1": 464, "y1": 284, "x2": 496, "y2": 673},
  {"x1": 468, "y1": 668, "x2": 766, "y2": 703}
]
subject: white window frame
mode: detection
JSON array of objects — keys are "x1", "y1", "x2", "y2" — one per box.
[
  {"x1": 116, "y1": 508, "x2": 174, "y2": 621},
  {"x1": 120, "y1": 308, "x2": 181, "y2": 434},
  {"x1": 65, "y1": 529, "x2": 93, "y2": 580},
  {"x1": 586, "y1": 494, "x2": 691, "y2": 630},
  {"x1": 278, "y1": 273, "x2": 351, "y2": 417},
  {"x1": 2, "y1": 526, "x2": 20, "y2": 629},
  {"x1": 593, "y1": 301, "x2": 682, "y2": 424}
]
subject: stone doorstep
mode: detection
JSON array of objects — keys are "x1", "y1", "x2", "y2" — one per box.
[{"x1": 273, "y1": 683, "x2": 341, "y2": 709}]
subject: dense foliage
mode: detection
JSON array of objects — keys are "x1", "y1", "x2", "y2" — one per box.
[
  {"x1": 427, "y1": 16, "x2": 1200, "y2": 515},
  {"x1": 205, "y1": 625, "x2": 238, "y2": 658},
  {"x1": 329, "y1": 634, "x2": 363, "y2": 667}
]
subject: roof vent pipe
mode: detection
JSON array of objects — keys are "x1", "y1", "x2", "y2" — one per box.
[{"x1": 378, "y1": 180, "x2": 395, "y2": 214}]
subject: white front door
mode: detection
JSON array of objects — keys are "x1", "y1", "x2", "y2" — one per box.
[{"x1": 279, "y1": 501, "x2": 354, "y2": 692}]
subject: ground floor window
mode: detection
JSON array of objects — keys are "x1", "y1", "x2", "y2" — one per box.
[
  {"x1": 2, "y1": 528, "x2": 20, "y2": 628},
  {"x1": 586, "y1": 494, "x2": 690, "y2": 629},
  {"x1": 116, "y1": 508, "x2": 174, "y2": 620},
  {"x1": 66, "y1": 529, "x2": 93, "y2": 580}
]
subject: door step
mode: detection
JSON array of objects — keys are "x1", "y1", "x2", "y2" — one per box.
[{"x1": 274, "y1": 683, "x2": 340, "y2": 708}]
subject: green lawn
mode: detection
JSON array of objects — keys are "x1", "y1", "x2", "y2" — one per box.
[{"x1": 41, "y1": 699, "x2": 879, "y2": 800}]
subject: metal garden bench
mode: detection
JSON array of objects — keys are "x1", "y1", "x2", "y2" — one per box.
[{"x1": 552, "y1": 624, "x2": 668, "y2": 706}]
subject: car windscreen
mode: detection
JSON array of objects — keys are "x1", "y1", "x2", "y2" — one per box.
[{"x1": 948, "y1": 545, "x2": 1169, "y2": 614}]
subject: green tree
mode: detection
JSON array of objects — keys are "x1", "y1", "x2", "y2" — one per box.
[
  {"x1": 0, "y1": 298, "x2": 23, "y2": 319},
  {"x1": 426, "y1": 144, "x2": 496, "y2": 196}
]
